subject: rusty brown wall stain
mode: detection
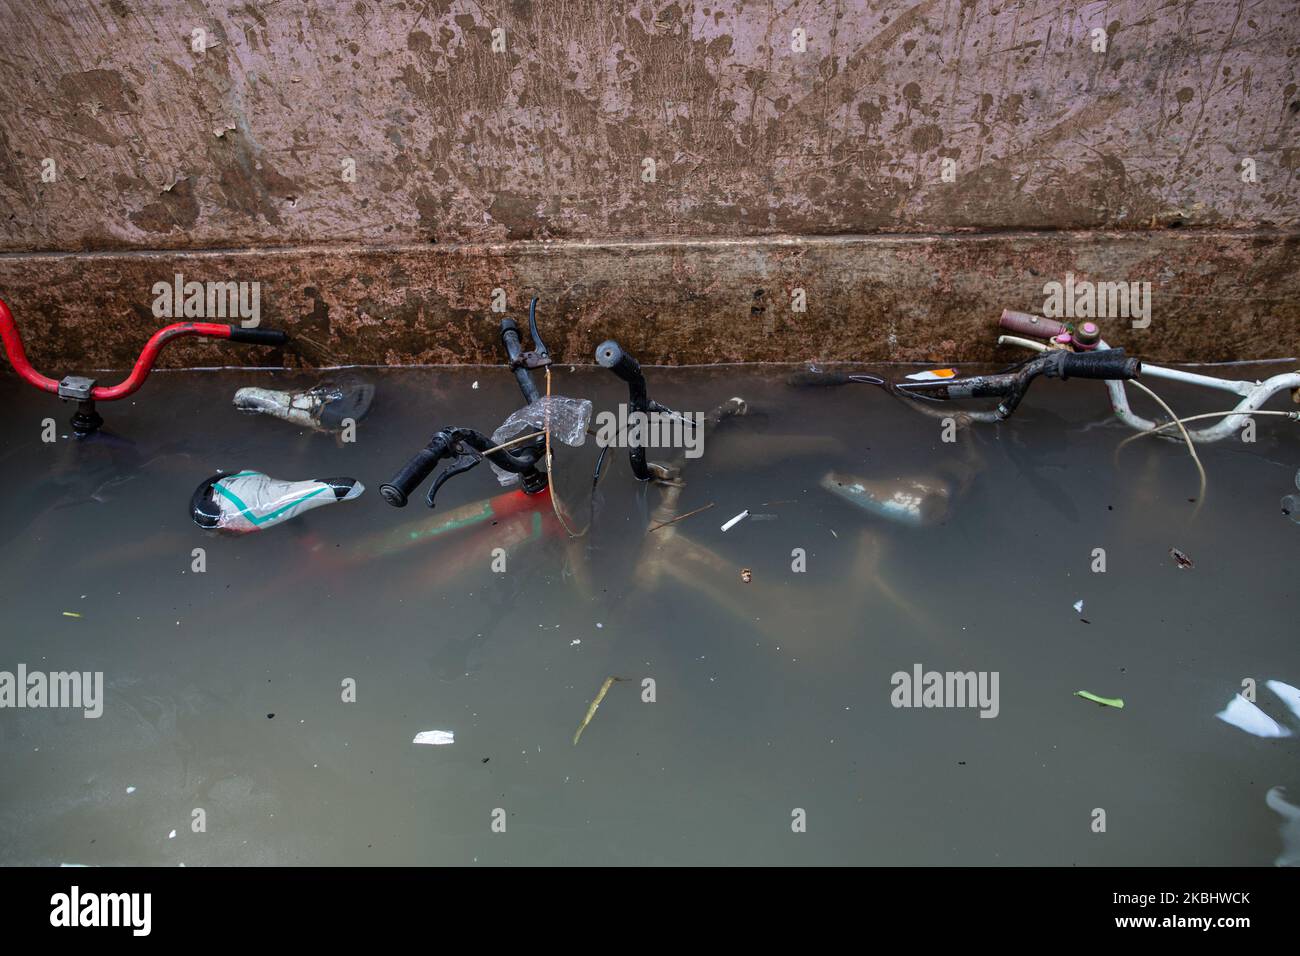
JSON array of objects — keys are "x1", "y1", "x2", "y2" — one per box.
[
  {"x1": 0, "y1": 1, "x2": 1295, "y2": 367},
  {"x1": 0, "y1": 232, "x2": 1294, "y2": 370}
]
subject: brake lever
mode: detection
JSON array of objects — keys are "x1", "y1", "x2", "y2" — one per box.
[
  {"x1": 511, "y1": 297, "x2": 552, "y2": 371},
  {"x1": 426, "y1": 455, "x2": 483, "y2": 509}
]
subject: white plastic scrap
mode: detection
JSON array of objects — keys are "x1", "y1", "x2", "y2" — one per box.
[
  {"x1": 1216, "y1": 694, "x2": 1293, "y2": 739},
  {"x1": 720, "y1": 510, "x2": 749, "y2": 532},
  {"x1": 1265, "y1": 680, "x2": 1300, "y2": 722},
  {"x1": 413, "y1": 730, "x2": 455, "y2": 746},
  {"x1": 1267, "y1": 787, "x2": 1300, "y2": 867},
  {"x1": 1073, "y1": 600, "x2": 1084, "y2": 614}
]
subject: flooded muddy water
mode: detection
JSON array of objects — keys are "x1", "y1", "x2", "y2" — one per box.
[{"x1": 0, "y1": 362, "x2": 1296, "y2": 865}]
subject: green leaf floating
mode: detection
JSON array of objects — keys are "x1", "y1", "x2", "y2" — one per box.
[{"x1": 1076, "y1": 690, "x2": 1124, "y2": 709}]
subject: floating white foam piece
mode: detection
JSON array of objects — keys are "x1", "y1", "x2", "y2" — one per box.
[
  {"x1": 1266, "y1": 787, "x2": 1300, "y2": 867},
  {"x1": 413, "y1": 730, "x2": 455, "y2": 746},
  {"x1": 1073, "y1": 600, "x2": 1084, "y2": 613},
  {"x1": 721, "y1": 510, "x2": 749, "y2": 532},
  {"x1": 168, "y1": 829, "x2": 177, "y2": 839},
  {"x1": 1266, "y1": 680, "x2": 1300, "y2": 722},
  {"x1": 1216, "y1": 694, "x2": 1293, "y2": 738}
]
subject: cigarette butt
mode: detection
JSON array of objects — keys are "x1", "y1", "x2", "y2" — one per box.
[{"x1": 721, "y1": 510, "x2": 749, "y2": 532}]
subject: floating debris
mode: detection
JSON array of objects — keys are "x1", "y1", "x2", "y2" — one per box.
[
  {"x1": 1075, "y1": 690, "x2": 1124, "y2": 709},
  {"x1": 1170, "y1": 547, "x2": 1193, "y2": 569},
  {"x1": 1266, "y1": 680, "x2": 1300, "y2": 722},
  {"x1": 1216, "y1": 694, "x2": 1292, "y2": 738},
  {"x1": 648, "y1": 501, "x2": 715, "y2": 533},
  {"x1": 413, "y1": 730, "x2": 455, "y2": 746},
  {"x1": 1265, "y1": 787, "x2": 1300, "y2": 867},
  {"x1": 1072, "y1": 600, "x2": 1084, "y2": 614},
  {"x1": 573, "y1": 676, "x2": 629, "y2": 746},
  {"x1": 720, "y1": 510, "x2": 749, "y2": 532},
  {"x1": 740, "y1": 568, "x2": 753, "y2": 584},
  {"x1": 62, "y1": 612, "x2": 81, "y2": 619}
]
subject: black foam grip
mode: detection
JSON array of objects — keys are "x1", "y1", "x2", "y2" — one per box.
[
  {"x1": 381, "y1": 437, "x2": 449, "y2": 507},
  {"x1": 1057, "y1": 349, "x2": 1141, "y2": 380},
  {"x1": 227, "y1": 327, "x2": 288, "y2": 347}
]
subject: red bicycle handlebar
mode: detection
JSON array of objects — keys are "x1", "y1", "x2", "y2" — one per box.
[{"x1": 0, "y1": 296, "x2": 287, "y2": 401}]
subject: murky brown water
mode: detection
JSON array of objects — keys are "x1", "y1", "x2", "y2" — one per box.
[{"x1": 1, "y1": 362, "x2": 1296, "y2": 865}]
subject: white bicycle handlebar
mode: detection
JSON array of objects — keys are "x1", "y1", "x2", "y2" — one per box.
[{"x1": 997, "y1": 335, "x2": 1300, "y2": 443}]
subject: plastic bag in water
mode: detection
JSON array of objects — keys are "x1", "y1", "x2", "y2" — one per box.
[{"x1": 488, "y1": 396, "x2": 592, "y2": 485}]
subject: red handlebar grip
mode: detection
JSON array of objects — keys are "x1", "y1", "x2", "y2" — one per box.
[{"x1": 999, "y1": 310, "x2": 1067, "y2": 341}]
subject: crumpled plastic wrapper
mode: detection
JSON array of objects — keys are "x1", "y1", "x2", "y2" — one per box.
[{"x1": 488, "y1": 396, "x2": 592, "y2": 485}]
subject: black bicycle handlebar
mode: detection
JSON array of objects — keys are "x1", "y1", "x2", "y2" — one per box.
[
  {"x1": 500, "y1": 297, "x2": 551, "y2": 405},
  {"x1": 381, "y1": 432, "x2": 455, "y2": 507},
  {"x1": 381, "y1": 426, "x2": 545, "y2": 508},
  {"x1": 382, "y1": 299, "x2": 555, "y2": 508},
  {"x1": 596, "y1": 340, "x2": 656, "y2": 480},
  {"x1": 896, "y1": 348, "x2": 1140, "y2": 420}
]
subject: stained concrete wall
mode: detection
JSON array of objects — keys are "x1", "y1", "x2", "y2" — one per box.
[{"x1": 0, "y1": 0, "x2": 1296, "y2": 367}]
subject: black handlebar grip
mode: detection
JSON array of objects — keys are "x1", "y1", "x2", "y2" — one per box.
[
  {"x1": 380, "y1": 436, "x2": 450, "y2": 507},
  {"x1": 1055, "y1": 349, "x2": 1141, "y2": 381},
  {"x1": 595, "y1": 340, "x2": 651, "y2": 481},
  {"x1": 500, "y1": 319, "x2": 522, "y2": 352},
  {"x1": 999, "y1": 310, "x2": 1067, "y2": 341},
  {"x1": 227, "y1": 327, "x2": 289, "y2": 347},
  {"x1": 595, "y1": 340, "x2": 643, "y2": 384}
]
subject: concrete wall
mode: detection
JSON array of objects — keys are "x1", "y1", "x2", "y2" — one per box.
[{"x1": 0, "y1": 0, "x2": 1296, "y2": 368}]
